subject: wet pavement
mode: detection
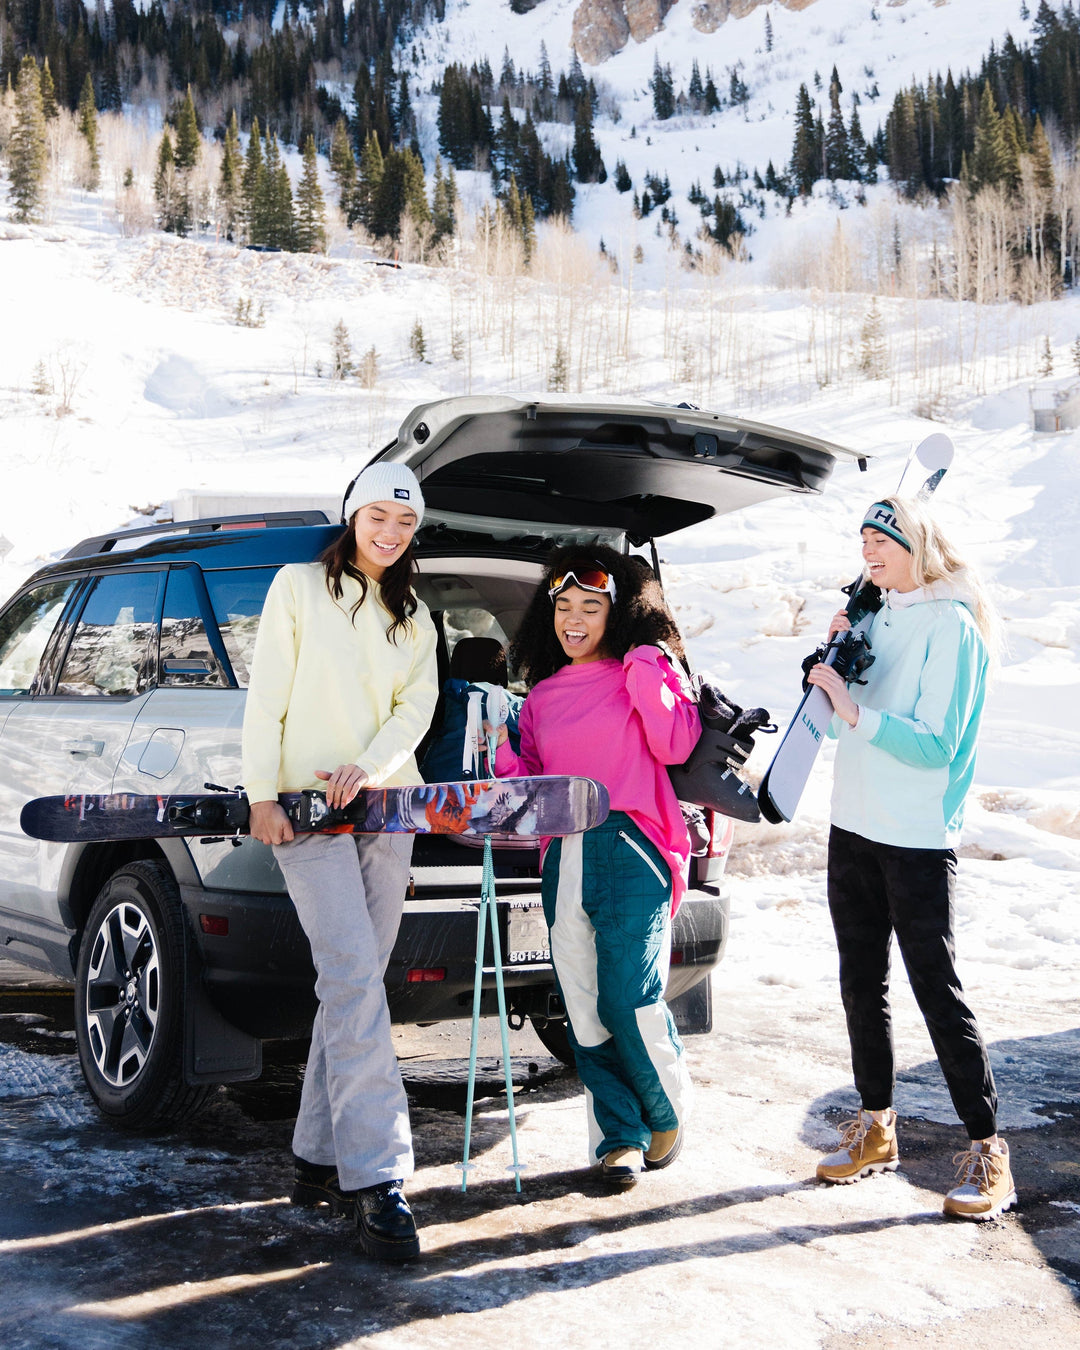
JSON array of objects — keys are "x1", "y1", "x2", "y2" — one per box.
[{"x1": 1, "y1": 965, "x2": 1078, "y2": 1349}]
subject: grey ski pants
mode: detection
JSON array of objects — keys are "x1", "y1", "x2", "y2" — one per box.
[{"x1": 273, "y1": 830, "x2": 414, "y2": 1190}]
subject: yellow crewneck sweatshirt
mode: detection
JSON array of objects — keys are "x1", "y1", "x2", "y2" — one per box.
[{"x1": 241, "y1": 562, "x2": 439, "y2": 804}]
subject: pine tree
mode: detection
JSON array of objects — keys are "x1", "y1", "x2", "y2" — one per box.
[
  {"x1": 431, "y1": 156, "x2": 456, "y2": 244},
  {"x1": 174, "y1": 86, "x2": 201, "y2": 173},
  {"x1": 9, "y1": 56, "x2": 48, "y2": 223},
  {"x1": 1070, "y1": 335, "x2": 1080, "y2": 377},
  {"x1": 572, "y1": 97, "x2": 605, "y2": 183},
  {"x1": 613, "y1": 159, "x2": 632, "y2": 193},
  {"x1": 970, "y1": 82, "x2": 1007, "y2": 192},
  {"x1": 848, "y1": 108, "x2": 868, "y2": 183},
  {"x1": 790, "y1": 83, "x2": 818, "y2": 196},
  {"x1": 260, "y1": 132, "x2": 294, "y2": 250},
  {"x1": 765, "y1": 11, "x2": 774, "y2": 52},
  {"x1": 242, "y1": 118, "x2": 265, "y2": 244},
  {"x1": 549, "y1": 157, "x2": 575, "y2": 218},
  {"x1": 101, "y1": 45, "x2": 122, "y2": 113},
  {"x1": 329, "y1": 118, "x2": 359, "y2": 225},
  {"x1": 858, "y1": 297, "x2": 887, "y2": 378},
  {"x1": 154, "y1": 129, "x2": 186, "y2": 234},
  {"x1": 537, "y1": 40, "x2": 553, "y2": 116},
  {"x1": 825, "y1": 69, "x2": 852, "y2": 180},
  {"x1": 76, "y1": 73, "x2": 100, "y2": 192},
  {"x1": 497, "y1": 96, "x2": 519, "y2": 179},
  {"x1": 409, "y1": 318, "x2": 426, "y2": 362},
  {"x1": 397, "y1": 70, "x2": 416, "y2": 146},
  {"x1": 370, "y1": 146, "x2": 427, "y2": 240},
  {"x1": 39, "y1": 57, "x2": 58, "y2": 121},
  {"x1": 885, "y1": 87, "x2": 922, "y2": 195},
  {"x1": 1030, "y1": 115, "x2": 1054, "y2": 193},
  {"x1": 332, "y1": 319, "x2": 354, "y2": 378},
  {"x1": 703, "y1": 72, "x2": 721, "y2": 115},
  {"x1": 219, "y1": 110, "x2": 244, "y2": 241},
  {"x1": 399, "y1": 146, "x2": 430, "y2": 233},
  {"x1": 503, "y1": 174, "x2": 523, "y2": 235},
  {"x1": 547, "y1": 339, "x2": 568, "y2": 392},
  {"x1": 356, "y1": 131, "x2": 384, "y2": 233},
  {"x1": 650, "y1": 54, "x2": 675, "y2": 120},
  {"x1": 1039, "y1": 335, "x2": 1053, "y2": 377},
  {"x1": 294, "y1": 136, "x2": 327, "y2": 253},
  {"x1": 1001, "y1": 104, "x2": 1025, "y2": 194}
]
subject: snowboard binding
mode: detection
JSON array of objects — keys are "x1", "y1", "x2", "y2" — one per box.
[{"x1": 801, "y1": 630, "x2": 875, "y2": 691}]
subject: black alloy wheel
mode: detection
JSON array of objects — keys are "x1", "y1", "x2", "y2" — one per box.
[{"x1": 75, "y1": 861, "x2": 212, "y2": 1129}]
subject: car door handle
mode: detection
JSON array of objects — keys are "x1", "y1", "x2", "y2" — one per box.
[{"x1": 63, "y1": 740, "x2": 105, "y2": 757}]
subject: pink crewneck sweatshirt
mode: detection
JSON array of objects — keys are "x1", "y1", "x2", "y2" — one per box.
[{"x1": 494, "y1": 646, "x2": 700, "y2": 911}]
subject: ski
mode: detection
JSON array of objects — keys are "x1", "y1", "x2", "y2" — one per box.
[
  {"x1": 19, "y1": 776, "x2": 609, "y2": 844},
  {"x1": 757, "y1": 433, "x2": 955, "y2": 825}
]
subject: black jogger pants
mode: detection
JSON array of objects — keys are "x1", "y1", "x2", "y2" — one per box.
[{"x1": 826, "y1": 825, "x2": 998, "y2": 1141}]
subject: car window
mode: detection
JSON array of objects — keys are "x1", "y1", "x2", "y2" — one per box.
[
  {"x1": 443, "y1": 607, "x2": 510, "y2": 656},
  {"x1": 55, "y1": 572, "x2": 161, "y2": 697},
  {"x1": 0, "y1": 579, "x2": 81, "y2": 695},
  {"x1": 202, "y1": 568, "x2": 280, "y2": 688},
  {"x1": 159, "y1": 569, "x2": 229, "y2": 688}
]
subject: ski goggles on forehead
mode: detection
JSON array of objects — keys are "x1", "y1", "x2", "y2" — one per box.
[{"x1": 548, "y1": 565, "x2": 617, "y2": 603}]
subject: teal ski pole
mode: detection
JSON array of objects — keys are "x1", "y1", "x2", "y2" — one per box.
[{"x1": 459, "y1": 836, "x2": 526, "y2": 1192}]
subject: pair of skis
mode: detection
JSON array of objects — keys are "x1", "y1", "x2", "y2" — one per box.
[
  {"x1": 19, "y1": 776, "x2": 608, "y2": 843},
  {"x1": 757, "y1": 432, "x2": 955, "y2": 825}
]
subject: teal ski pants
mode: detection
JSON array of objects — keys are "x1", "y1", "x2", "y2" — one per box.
[{"x1": 541, "y1": 811, "x2": 692, "y2": 1162}]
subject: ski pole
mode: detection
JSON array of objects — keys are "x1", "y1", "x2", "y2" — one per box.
[
  {"x1": 459, "y1": 837, "x2": 526, "y2": 1192},
  {"x1": 459, "y1": 853, "x2": 487, "y2": 1192},
  {"x1": 482, "y1": 835, "x2": 525, "y2": 1192}
]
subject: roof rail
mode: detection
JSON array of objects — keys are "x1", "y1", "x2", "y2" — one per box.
[{"x1": 63, "y1": 511, "x2": 334, "y2": 559}]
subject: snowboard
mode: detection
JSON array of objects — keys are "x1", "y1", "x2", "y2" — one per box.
[
  {"x1": 757, "y1": 432, "x2": 955, "y2": 825},
  {"x1": 19, "y1": 776, "x2": 610, "y2": 844}
]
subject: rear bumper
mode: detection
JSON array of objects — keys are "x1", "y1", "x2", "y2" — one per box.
[{"x1": 180, "y1": 882, "x2": 730, "y2": 1041}]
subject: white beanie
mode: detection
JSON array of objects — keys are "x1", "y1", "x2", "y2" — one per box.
[{"x1": 342, "y1": 462, "x2": 425, "y2": 525}]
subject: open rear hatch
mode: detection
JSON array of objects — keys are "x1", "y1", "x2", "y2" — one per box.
[{"x1": 372, "y1": 396, "x2": 859, "y2": 544}]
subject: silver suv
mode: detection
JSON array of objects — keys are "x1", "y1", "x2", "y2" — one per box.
[{"x1": 0, "y1": 396, "x2": 855, "y2": 1129}]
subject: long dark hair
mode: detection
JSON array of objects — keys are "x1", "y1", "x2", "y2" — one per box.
[
  {"x1": 510, "y1": 544, "x2": 686, "y2": 687},
  {"x1": 318, "y1": 518, "x2": 419, "y2": 644}
]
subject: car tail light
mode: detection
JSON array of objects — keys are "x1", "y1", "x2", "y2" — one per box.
[
  {"x1": 669, "y1": 949, "x2": 685, "y2": 966},
  {"x1": 199, "y1": 914, "x2": 229, "y2": 936},
  {"x1": 406, "y1": 968, "x2": 446, "y2": 983},
  {"x1": 706, "y1": 809, "x2": 736, "y2": 860}
]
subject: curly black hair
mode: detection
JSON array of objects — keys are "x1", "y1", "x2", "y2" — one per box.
[{"x1": 510, "y1": 543, "x2": 686, "y2": 688}]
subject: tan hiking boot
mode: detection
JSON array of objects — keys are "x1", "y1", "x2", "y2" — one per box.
[
  {"x1": 816, "y1": 1109, "x2": 899, "y2": 1184},
  {"x1": 644, "y1": 1126, "x2": 682, "y2": 1170},
  {"x1": 943, "y1": 1141, "x2": 1017, "y2": 1221},
  {"x1": 600, "y1": 1147, "x2": 643, "y2": 1189}
]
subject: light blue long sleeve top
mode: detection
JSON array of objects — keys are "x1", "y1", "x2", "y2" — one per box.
[{"x1": 829, "y1": 579, "x2": 988, "y2": 849}]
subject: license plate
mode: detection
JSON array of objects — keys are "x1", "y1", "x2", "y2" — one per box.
[{"x1": 507, "y1": 902, "x2": 550, "y2": 965}]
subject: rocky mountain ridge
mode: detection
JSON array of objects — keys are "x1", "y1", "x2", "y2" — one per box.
[{"x1": 571, "y1": 0, "x2": 824, "y2": 65}]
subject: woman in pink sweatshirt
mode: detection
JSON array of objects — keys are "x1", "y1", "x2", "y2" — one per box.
[{"x1": 493, "y1": 546, "x2": 700, "y2": 1187}]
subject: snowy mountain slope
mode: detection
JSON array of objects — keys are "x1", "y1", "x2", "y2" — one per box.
[{"x1": 406, "y1": 0, "x2": 1037, "y2": 190}]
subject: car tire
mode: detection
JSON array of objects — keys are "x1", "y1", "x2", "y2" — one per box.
[
  {"x1": 529, "y1": 1014, "x2": 575, "y2": 1067},
  {"x1": 74, "y1": 860, "x2": 213, "y2": 1130}
]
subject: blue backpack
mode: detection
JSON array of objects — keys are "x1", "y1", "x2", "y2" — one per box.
[{"x1": 420, "y1": 637, "x2": 523, "y2": 783}]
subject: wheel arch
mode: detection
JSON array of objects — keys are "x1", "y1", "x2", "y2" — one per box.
[{"x1": 60, "y1": 839, "x2": 201, "y2": 963}]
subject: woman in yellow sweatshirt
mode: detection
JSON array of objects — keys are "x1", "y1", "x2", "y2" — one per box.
[{"x1": 241, "y1": 462, "x2": 437, "y2": 1261}]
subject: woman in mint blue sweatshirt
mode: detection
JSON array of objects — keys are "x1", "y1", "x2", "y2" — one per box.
[{"x1": 806, "y1": 495, "x2": 1016, "y2": 1222}]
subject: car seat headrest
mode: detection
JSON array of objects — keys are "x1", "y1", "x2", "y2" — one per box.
[{"x1": 449, "y1": 636, "x2": 508, "y2": 686}]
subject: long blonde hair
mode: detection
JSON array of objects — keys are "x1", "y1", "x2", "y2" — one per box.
[{"x1": 869, "y1": 495, "x2": 1002, "y2": 662}]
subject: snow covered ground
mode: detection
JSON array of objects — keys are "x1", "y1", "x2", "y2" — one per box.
[{"x1": 2, "y1": 92, "x2": 1080, "y2": 1339}]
